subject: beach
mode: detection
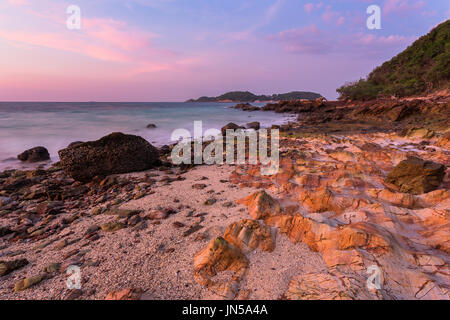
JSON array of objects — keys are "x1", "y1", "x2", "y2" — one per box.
[{"x1": 0, "y1": 96, "x2": 449, "y2": 300}]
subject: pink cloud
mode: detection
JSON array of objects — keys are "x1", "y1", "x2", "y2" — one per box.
[
  {"x1": 304, "y1": 2, "x2": 323, "y2": 13},
  {"x1": 304, "y1": 3, "x2": 314, "y2": 13},
  {"x1": 268, "y1": 25, "x2": 416, "y2": 56},
  {"x1": 7, "y1": 0, "x2": 30, "y2": 6},
  {"x1": 383, "y1": 0, "x2": 425, "y2": 15}
]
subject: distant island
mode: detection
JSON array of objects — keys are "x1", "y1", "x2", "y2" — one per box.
[{"x1": 186, "y1": 91, "x2": 323, "y2": 102}]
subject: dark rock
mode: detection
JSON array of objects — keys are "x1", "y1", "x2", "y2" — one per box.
[
  {"x1": 146, "y1": 123, "x2": 157, "y2": 129},
  {"x1": 221, "y1": 123, "x2": 244, "y2": 136},
  {"x1": 385, "y1": 156, "x2": 446, "y2": 194},
  {"x1": 0, "y1": 259, "x2": 29, "y2": 276},
  {"x1": 68, "y1": 141, "x2": 84, "y2": 148},
  {"x1": 246, "y1": 121, "x2": 260, "y2": 130},
  {"x1": 58, "y1": 132, "x2": 161, "y2": 182},
  {"x1": 159, "y1": 145, "x2": 171, "y2": 155},
  {"x1": 233, "y1": 103, "x2": 260, "y2": 111},
  {"x1": 17, "y1": 147, "x2": 50, "y2": 163}
]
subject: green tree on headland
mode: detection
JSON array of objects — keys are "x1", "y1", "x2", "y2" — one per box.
[{"x1": 337, "y1": 19, "x2": 450, "y2": 100}]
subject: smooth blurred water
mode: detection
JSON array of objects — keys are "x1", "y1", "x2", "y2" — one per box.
[{"x1": 0, "y1": 102, "x2": 293, "y2": 171}]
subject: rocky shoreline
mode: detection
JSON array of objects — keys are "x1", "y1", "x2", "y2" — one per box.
[{"x1": 0, "y1": 97, "x2": 449, "y2": 300}]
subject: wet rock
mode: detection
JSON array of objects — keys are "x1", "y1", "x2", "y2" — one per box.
[
  {"x1": 58, "y1": 132, "x2": 161, "y2": 182},
  {"x1": 146, "y1": 123, "x2": 157, "y2": 129},
  {"x1": 385, "y1": 156, "x2": 446, "y2": 194},
  {"x1": 0, "y1": 259, "x2": 29, "y2": 276},
  {"x1": 17, "y1": 146, "x2": 50, "y2": 163}
]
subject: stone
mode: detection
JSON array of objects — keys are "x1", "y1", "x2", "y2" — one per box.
[
  {"x1": 43, "y1": 262, "x2": 61, "y2": 273},
  {"x1": 58, "y1": 132, "x2": 161, "y2": 182},
  {"x1": 221, "y1": 122, "x2": 244, "y2": 136},
  {"x1": 101, "y1": 221, "x2": 126, "y2": 232},
  {"x1": 223, "y1": 219, "x2": 276, "y2": 253},
  {"x1": 236, "y1": 190, "x2": 281, "y2": 220},
  {"x1": 146, "y1": 123, "x2": 157, "y2": 129},
  {"x1": 246, "y1": 122, "x2": 260, "y2": 130},
  {"x1": 14, "y1": 274, "x2": 46, "y2": 292},
  {"x1": 385, "y1": 156, "x2": 446, "y2": 194},
  {"x1": 17, "y1": 146, "x2": 50, "y2": 162},
  {"x1": 105, "y1": 288, "x2": 143, "y2": 300},
  {"x1": 0, "y1": 259, "x2": 29, "y2": 276},
  {"x1": 194, "y1": 236, "x2": 248, "y2": 297}
]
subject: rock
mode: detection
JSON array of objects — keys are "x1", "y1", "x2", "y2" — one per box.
[
  {"x1": 405, "y1": 128, "x2": 435, "y2": 139},
  {"x1": 17, "y1": 146, "x2": 50, "y2": 162},
  {"x1": 236, "y1": 190, "x2": 281, "y2": 220},
  {"x1": 68, "y1": 141, "x2": 84, "y2": 148},
  {"x1": 43, "y1": 262, "x2": 61, "y2": 273},
  {"x1": 194, "y1": 237, "x2": 248, "y2": 298},
  {"x1": 233, "y1": 103, "x2": 260, "y2": 111},
  {"x1": 192, "y1": 183, "x2": 207, "y2": 190},
  {"x1": 105, "y1": 288, "x2": 143, "y2": 300},
  {"x1": 64, "y1": 289, "x2": 83, "y2": 300},
  {"x1": 385, "y1": 156, "x2": 446, "y2": 194},
  {"x1": 35, "y1": 201, "x2": 64, "y2": 215},
  {"x1": 0, "y1": 226, "x2": 13, "y2": 237},
  {"x1": 0, "y1": 259, "x2": 29, "y2": 276},
  {"x1": 183, "y1": 224, "x2": 203, "y2": 237},
  {"x1": 159, "y1": 145, "x2": 171, "y2": 155},
  {"x1": 104, "y1": 208, "x2": 140, "y2": 218},
  {"x1": 14, "y1": 274, "x2": 46, "y2": 291},
  {"x1": 437, "y1": 132, "x2": 450, "y2": 148},
  {"x1": 221, "y1": 123, "x2": 244, "y2": 136},
  {"x1": 286, "y1": 272, "x2": 365, "y2": 300},
  {"x1": 223, "y1": 219, "x2": 276, "y2": 253},
  {"x1": 246, "y1": 122, "x2": 260, "y2": 130},
  {"x1": 146, "y1": 123, "x2": 157, "y2": 129},
  {"x1": 58, "y1": 132, "x2": 161, "y2": 182},
  {"x1": 101, "y1": 221, "x2": 126, "y2": 232},
  {"x1": 204, "y1": 198, "x2": 216, "y2": 205}
]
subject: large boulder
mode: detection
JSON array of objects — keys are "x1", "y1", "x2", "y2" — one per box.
[
  {"x1": 17, "y1": 146, "x2": 50, "y2": 162},
  {"x1": 385, "y1": 156, "x2": 446, "y2": 194},
  {"x1": 221, "y1": 122, "x2": 244, "y2": 136},
  {"x1": 246, "y1": 121, "x2": 260, "y2": 130},
  {"x1": 58, "y1": 132, "x2": 160, "y2": 182}
]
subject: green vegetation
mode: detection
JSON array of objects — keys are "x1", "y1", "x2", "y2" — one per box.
[
  {"x1": 337, "y1": 19, "x2": 450, "y2": 100},
  {"x1": 187, "y1": 91, "x2": 322, "y2": 102}
]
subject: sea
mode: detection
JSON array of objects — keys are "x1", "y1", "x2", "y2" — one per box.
[{"x1": 0, "y1": 102, "x2": 293, "y2": 171}]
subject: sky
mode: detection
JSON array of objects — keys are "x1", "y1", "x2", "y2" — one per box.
[{"x1": 0, "y1": 0, "x2": 448, "y2": 101}]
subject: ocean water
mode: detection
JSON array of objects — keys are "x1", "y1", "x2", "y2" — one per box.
[{"x1": 0, "y1": 102, "x2": 293, "y2": 171}]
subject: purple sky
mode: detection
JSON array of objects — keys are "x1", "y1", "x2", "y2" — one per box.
[{"x1": 0, "y1": 0, "x2": 448, "y2": 101}]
